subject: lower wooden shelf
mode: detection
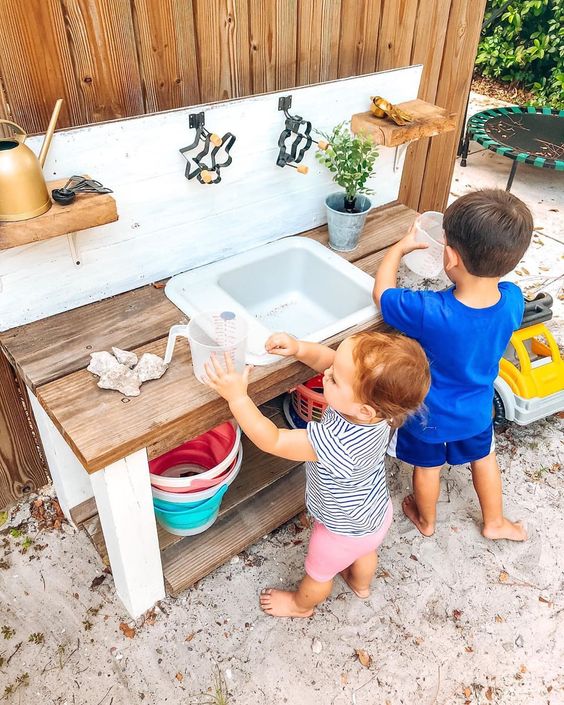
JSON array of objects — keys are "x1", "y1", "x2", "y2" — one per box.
[{"x1": 82, "y1": 404, "x2": 306, "y2": 596}]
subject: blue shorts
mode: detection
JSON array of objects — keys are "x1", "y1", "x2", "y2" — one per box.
[{"x1": 388, "y1": 424, "x2": 495, "y2": 467}]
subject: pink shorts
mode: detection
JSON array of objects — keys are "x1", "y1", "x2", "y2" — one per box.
[{"x1": 304, "y1": 500, "x2": 393, "y2": 583}]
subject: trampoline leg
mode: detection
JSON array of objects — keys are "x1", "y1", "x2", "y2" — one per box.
[
  {"x1": 506, "y1": 161, "x2": 518, "y2": 191},
  {"x1": 460, "y1": 131, "x2": 470, "y2": 167}
]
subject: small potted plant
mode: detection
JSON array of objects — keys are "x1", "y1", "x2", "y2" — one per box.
[{"x1": 316, "y1": 121, "x2": 380, "y2": 251}]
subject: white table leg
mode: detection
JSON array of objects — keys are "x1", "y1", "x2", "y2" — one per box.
[
  {"x1": 28, "y1": 389, "x2": 93, "y2": 523},
  {"x1": 90, "y1": 449, "x2": 165, "y2": 618}
]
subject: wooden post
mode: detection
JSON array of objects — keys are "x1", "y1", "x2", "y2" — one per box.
[
  {"x1": 27, "y1": 390, "x2": 93, "y2": 523},
  {"x1": 90, "y1": 449, "x2": 165, "y2": 618}
]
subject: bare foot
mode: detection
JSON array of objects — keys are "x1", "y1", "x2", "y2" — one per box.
[
  {"x1": 402, "y1": 494, "x2": 435, "y2": 537},
  {"x1": 259, "y1": 588, "x2": 314, "y2": 618},
  {"x1": 482, "y1": 518, "x2": 527, "y2": 541},
  {"x1": 340, "y1": 568, "x2": 370, "y2": 598}
]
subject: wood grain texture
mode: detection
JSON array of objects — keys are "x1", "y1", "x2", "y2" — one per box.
[
  {"x1": 22, "y1": 204, "x2": 414, "y2": 473},
  {"x1": 163, "y1": 465, "x2": 306, "y2": 596},
  {"x1": 131, "y1": 0, "x2": 201, "y2": 112},
  {"x1": 337, "y1": 0, "x2": 381, "y2": 78},
  {"x1": 398, "y1": 0, "x2": 450, "y2": 209},
  {"x1": 226, "y1": 0, "x2": 252, "y2": 98},
  {"x1": 249, "y1": 0, "x2": 277, "y2": 94},
  {"x1": 376, "y1": 0, "x2": 418, "y2": 71},
  {"x1": 62, "y1": 0, "x2": 144, "y2": 123},
  {"x1": 86, "y1": 407, "x2": 301, "y2": 558},
  {"x1": 0, "y1": 178, "x2": 118, "y2": 252},
  {"x1": 0, "y1": 352, "x2": 48, "y2": 509},
  {"x1": 0, "y1": 285, "x2": 184, "y2": 391},
  {"x1": 351, "y1": 99, "x2": 457, "y2": 147},
  {"x1": 193, "y1": 0, "x2": 233, "y2": 102},
  {"x1": 417, "y1": 0, "x2": 486, "y2": 212},
  {"x1": 297, "y1": 0, "x2": 342, "y2": 85},
  {"x1": 0, "y1": 0, "x2": 84, "y2": 132}
]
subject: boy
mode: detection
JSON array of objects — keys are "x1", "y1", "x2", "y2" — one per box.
[{"x1": 373, "y1": 189, "x2": 533, "y2": 540}]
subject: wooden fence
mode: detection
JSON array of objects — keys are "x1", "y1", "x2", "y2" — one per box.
[{"x1": 0, "y1": 0, "x2": 486, "y2": 508}]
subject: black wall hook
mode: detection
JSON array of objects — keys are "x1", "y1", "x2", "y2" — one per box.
[
  {"x1": 275, "y1": 95, "x2": 328, "y2": 173},
  {"x1": 180, "y1": 112, "x2": 236, "y2": 185}
]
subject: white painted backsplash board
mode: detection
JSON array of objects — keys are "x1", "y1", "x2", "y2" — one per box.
[{"x1": 0, "y1": 66, "x2": 422, "y2": 330}]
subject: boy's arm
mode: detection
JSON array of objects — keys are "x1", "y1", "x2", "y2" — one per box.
[
  {"x1": 373, "y1": 224, "x2": 428, "y2": 306},
  {"x1": 266, "y1": 333, "x2": 335, "y2": 373},
  {"x1": 205, "y1": 356, "x2": 318, "y2": 462}
]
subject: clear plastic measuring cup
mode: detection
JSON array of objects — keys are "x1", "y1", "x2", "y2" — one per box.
[
  {"x1": 403, "y1": 211, "x2": 445, "y2": 278},
  {"x1": 164, "y1": 311, "x2": 248, "y2": 383}
]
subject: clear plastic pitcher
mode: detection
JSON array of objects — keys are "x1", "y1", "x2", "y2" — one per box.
[
  {"x1": 403, "y1": 211, "x2": 445, "y2": 278},
  {"x1": 164, "y1": 311, "x2": 248, "y2": 383}
]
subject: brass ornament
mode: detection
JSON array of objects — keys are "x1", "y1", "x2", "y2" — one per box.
[{"x1": 369, "y1": 96, "x2": 413, "y2": 126}]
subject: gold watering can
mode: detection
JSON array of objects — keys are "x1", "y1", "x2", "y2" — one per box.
[{"x1": 0, "y1": 99, "x2": 63, "y2": 222}]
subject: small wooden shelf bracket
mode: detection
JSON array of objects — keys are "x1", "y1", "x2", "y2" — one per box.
[{"x1": 67, "y1": 232, "x2": 82, "y2": 267}]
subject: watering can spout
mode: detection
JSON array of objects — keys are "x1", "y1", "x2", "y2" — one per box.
[{"x1": 38, "y1": 98, "x2": 63, "y2": 167}]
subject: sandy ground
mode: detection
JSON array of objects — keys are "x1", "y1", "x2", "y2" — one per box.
[{"x1": 1, "y1": 92, "x2": 563, "y2": 705}]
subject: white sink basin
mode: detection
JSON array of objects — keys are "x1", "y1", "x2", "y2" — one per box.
[{"x1": 165, "y1": 237, "x2": 377, "y2": 365}]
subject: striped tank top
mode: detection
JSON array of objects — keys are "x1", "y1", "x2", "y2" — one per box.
[{"x1": 306, "y1": 407, "x2": 391, "y2": 536}]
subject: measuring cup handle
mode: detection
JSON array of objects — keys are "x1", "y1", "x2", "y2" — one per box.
[{"x1": 163, "y1": 324, "x2": 189, "y2": 364}]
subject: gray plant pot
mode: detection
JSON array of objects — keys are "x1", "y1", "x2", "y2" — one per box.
[{"x1": 325, "y1": 192, "x2": 372, "y2": 252}]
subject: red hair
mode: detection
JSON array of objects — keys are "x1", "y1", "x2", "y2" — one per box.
[{"x1": 351, "y1": 331, "x2": 430, "y2": 428}]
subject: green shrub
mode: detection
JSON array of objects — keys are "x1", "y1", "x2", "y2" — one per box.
[{"x1": 476, "y1": 0, "x2": 564, "y2": 108}]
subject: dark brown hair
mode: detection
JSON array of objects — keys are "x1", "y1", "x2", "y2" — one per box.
[
  {"x1": 351, "y1": 332, "x2": 430, "y2": 428},
  {"x1": 443, "y1": 189, "x2": 533, "y2": 277}
]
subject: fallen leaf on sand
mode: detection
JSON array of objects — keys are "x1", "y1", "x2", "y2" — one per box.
[
  {"x1": 119, "y1": 622, "x2": 136, "y2": 639},
  {"x1": 465, "y1": 646, "x2": 473, "y2": 653},
  {"x1": 90, "y1": 574, "x2": 106, "y2": 590},
  {"x1": 152, "y1": 282, "x2": 166, "y2": 289},
  {"x1": 340, "y1": 673, "x2": 349, "y2": 685},
  {"x1": 175, "y1": 672, "x2": 184, "y2": 682},
  {"x1": 520, "y1": 664, "x2": 527, "y2": 673},
  {"x1": 355, "y1": 649, "x2": 372, "y2": 668},
  {"x1": 463, "y1": 686, "x2": 472, "y2": 698},
  {"x1": 0, "y1": 511, "x2": 7, "y2": 527},
  {"x1": 499, "y1": 571, "x2": 509, "y2": 583},
  {"x1": 495, "y1": 614, "x2": 505, "y2": 623},
  {"x1": 453, "y1": 609, "x2": 462, "y2": 621},
  {"x1": 185, "y1": 633, "x2": 195, "y2": 641},
  {"x1": 538, "y1": 596, "x2": 552, "y2": 605},
  {"x1": 145, "y1": 610, "x2": 157, "y2": 626},
  {"x1": 485, "y1": 686, "x2": 493, "y2": 701},
  {"x1": 297, "y1": 512, "x2": 311, "y2": 529}
]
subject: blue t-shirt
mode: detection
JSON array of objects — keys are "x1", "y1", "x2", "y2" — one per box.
[{"x1": 380, "y1": 282, "x2": 524, "y2": 442}]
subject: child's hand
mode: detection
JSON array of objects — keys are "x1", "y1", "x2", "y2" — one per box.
[
  {"x1": 265, "y1": 332, "x2": 300, "y2": 357},
  {"x1": 204, "y1": 353, "x2": 252, "y2": 404},
  {"x1": 396, "y1": 223, "x2": 429, "y2": 256}
]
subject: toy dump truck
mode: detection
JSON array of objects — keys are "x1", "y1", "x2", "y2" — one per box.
[{"x1": 494, "y1": 292, "x2": 564, "y2": 426}]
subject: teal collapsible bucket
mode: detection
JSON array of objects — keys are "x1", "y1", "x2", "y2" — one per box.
[{"x1": 153, "y1": 484, "x2": 228, "y2": 536}]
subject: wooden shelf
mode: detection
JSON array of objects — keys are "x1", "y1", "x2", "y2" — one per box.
[
  {"x1": 351, "y1": 99, "x2": 457, "y2": 147},
  {"x1": 83, "y1": 405, "x2": 306, "y2": 595},
  {"x1": 0, "y1": 177, "x2": 118, "y2": 251}
]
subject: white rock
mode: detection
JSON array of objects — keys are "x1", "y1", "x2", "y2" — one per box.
[
  {"x1": 311, "y1": 637, "x2": 323, "y2": 654},
  {"x1": 135, "y1": 352, "x2": 168, "y2": 382},
  {"x1": 87, "y1": 351, "x2": 121, "y2": 376},
  {"x1": 112, "y1": 347, "x2": 138, "y2": 368},
  {"x1": 97, "y1": 366, "x2": 141, "y2": 397}
]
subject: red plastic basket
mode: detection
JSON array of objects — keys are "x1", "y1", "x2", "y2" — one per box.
[{"x1": 291, "y1": 374, "x2": 327, "y2": 423}]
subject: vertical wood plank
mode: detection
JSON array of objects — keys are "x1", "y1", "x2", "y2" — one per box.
[
  {"x1": 0, "y1": 353, "x2": 48, "y2": 510},
  {"x1": 298, "y1": 0, "x2": 342, "y2": 86},
  {"x1": 399, "y1": 0, "x2": 451, "y2": 209},
  {"x1": 131, "y1": 0, "x2": 201, "y2": 112},
  {"x1": 0, "y1": 0, "x2": 85, "y2": 132},
  {"x1": 226, "y1": 0, "x2": 252, "y2": 98},
  {"x1": 193, "y1": 0, "x2": 233, "y2": 102},
  {"x1": 416, "y1": 0, "x2": 486, "y2": 212},
  {"x1": 338, "y1": 0, "x2": 382, "y2": 78},
  {"x1": 376, "y1": 0, "x2": 418, "y2": 71},
  {"x1": 62, "y1": 0, "x2": 144, "y2": 122},
  {"x1": 276, "y1": 0, "x2": 298, "y2": 90},
  {"x1": 249, "y1": 0, "x2": 277, "y2": 94}
]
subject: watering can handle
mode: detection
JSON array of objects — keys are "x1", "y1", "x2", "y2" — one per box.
[
  {"x1": 0, "y1": 120, "x2": 27, "y2": 143},
  {"x1": 163, "y1": 324, "x2": 190, "y2": 365}
]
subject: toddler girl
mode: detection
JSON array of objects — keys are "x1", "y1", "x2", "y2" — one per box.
[{"x1": 204, "y1": 331, "x2": 430, "y2": 618}]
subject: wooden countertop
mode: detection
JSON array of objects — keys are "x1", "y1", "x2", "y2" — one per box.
[{"x1": 0, "y1": 202, "x2": 415, "y2": 473}]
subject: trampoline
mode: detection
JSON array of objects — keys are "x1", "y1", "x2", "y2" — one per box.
[{"x1": 460, "y1": 106, "x2": 564, "y2": 191}]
